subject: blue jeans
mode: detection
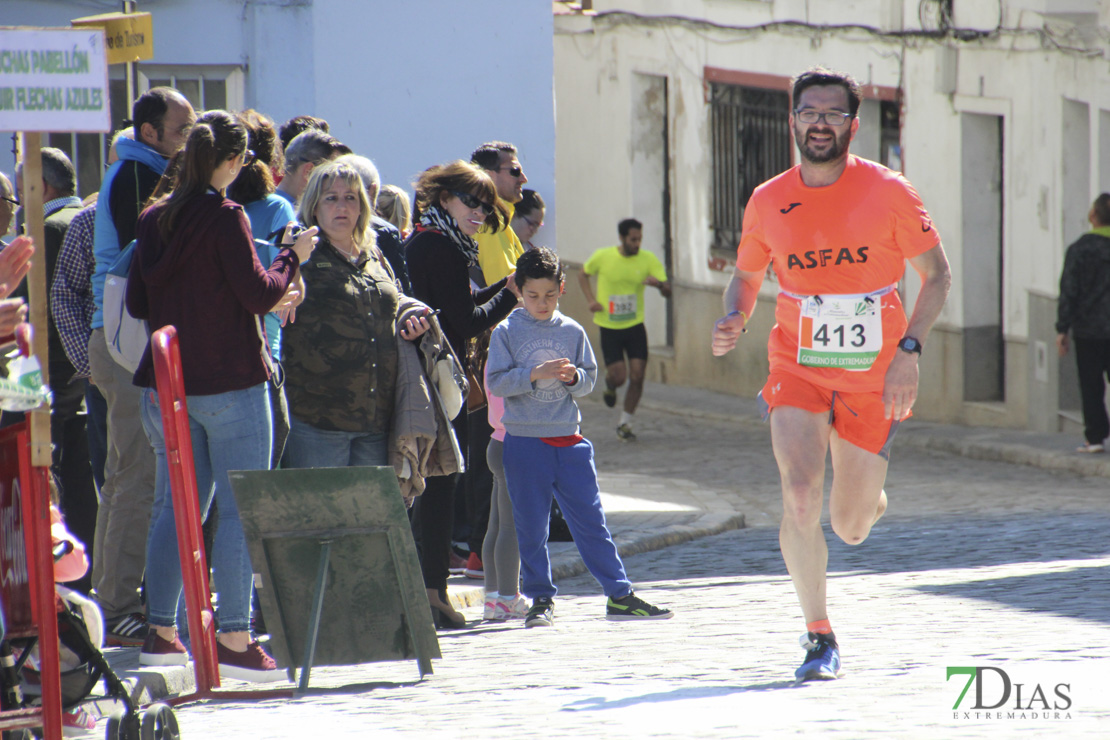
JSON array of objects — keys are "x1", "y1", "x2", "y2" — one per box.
[
  {"x1": 140, "y1": 383, "x2": 272, "y2": 633},
  {"x1": 502, "y1": 433, "x2": 631, "y2": 601},
  {"x1": 282, "y1": 416, "x2": 388, "y2": 468}
]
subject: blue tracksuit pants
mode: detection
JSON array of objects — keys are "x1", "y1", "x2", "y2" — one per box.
[{"x1": 502, "y1": 433, "x2": 632, "y2": 600}]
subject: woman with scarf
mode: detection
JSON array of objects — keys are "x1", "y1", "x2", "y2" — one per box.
[{"x1": 405, "y1": 160, "x2": 519, "y2": 628}]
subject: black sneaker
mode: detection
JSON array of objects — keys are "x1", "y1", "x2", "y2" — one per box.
[
  {"x1": 525, "y1": 597, "x2": 554, "y2": 628},
  {"x1": 605, "y1": 591, "x2": 673, "y2": 621},
  {"x1": 105, "y1": 612, "x2": 149, "y2": 647},
  {"x1": 603, "y1": 387, "x2": 617, "y2": 408},
  {"x1": 616, "y1": 423, "x2": 637, "y2": 441}
]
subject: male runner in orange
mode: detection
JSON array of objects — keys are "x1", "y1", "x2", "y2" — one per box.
[{"x1": 711, "y1": 67, "x2": 951, "y2": 682}]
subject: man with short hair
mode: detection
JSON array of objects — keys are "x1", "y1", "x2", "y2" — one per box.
[
  {"x1": 90, "y1": 88, "x2": 195, "y2": 644},
  {"x1": 471, "y1": 141, "x2": 528, "y2": 286},
  {"x1": 578, "y1": 218, "x2": 671, "y2": 441},
  {"x1": 1056, "y1": 193, "x2": 1110, "y2": 453},
  {"x1": 277, "y1": 115, "x2": 329, "y2": 152},
  {"x1": 275, "y1": 130, "x2": 351, "y2": 206},
  {"x1": 711, "y1": 67, "x2": 951, "y2": 682},
  {"x1": 14, "y1": 148, "x2": 96, "y2": 591}
]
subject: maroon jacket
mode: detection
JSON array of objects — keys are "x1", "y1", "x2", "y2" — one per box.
[{"x1": 127, "y1": 190, "x2": 298, "y2": 395}]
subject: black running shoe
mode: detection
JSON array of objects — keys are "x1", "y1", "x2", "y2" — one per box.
[
  {"x1": 605, "y1": 591, "x2": 673, "y2": 621},
  {"x1": 603, "y1": 387, "x2": 617, "y2": 408},
  {"x1": 525, "y1": 597, "x2": 554, "y2": 628}
]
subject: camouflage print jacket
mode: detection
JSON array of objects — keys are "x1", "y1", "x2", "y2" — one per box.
[{"x1": 282, "y1": 240, "x2": 404, "y2": 433}]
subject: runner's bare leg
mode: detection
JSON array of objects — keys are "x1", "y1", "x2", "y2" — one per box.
[
  {"x1": 771, "y1": 406, "x2": 832, "y2": 623},
  {"x1": 624, "y1": 358, "x2": 647, "y2": 414},
  {"x1": 828, "y1": 430, "x2": 890, "y2": 545}
]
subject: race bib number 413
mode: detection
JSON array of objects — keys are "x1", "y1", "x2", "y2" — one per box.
[{"x1": 797, "y1": 295, "x2": 882, "y2": 371}]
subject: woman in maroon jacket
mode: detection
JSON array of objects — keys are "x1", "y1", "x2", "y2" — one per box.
[{"x1": 127, "y1": 110, "x2": 317, "y2": 682}]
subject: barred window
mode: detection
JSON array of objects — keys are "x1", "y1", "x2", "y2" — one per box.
[{"x1": 710, "y1": 83, "x2": 792, "y2": 253}]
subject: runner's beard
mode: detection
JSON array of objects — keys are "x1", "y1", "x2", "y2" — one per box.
[{"x1": 795, "y1": 124, "x2": 851, "y2": 164}]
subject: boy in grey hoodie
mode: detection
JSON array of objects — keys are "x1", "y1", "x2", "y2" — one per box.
[{"x1": 487, "y1": 247, "x2": 673, "y2": 627}]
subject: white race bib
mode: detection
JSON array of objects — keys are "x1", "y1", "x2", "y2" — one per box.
[
  {"x1": 797, "y1": 294, "x2": 882, "y2": 371},
  {"x1": 608, "y1": 293, "x2": 637, "y2": 323}
]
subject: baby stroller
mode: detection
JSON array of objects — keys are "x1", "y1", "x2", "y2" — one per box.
[{"x1": 0, "y1": 544, "x2": 180, "y2": 740}]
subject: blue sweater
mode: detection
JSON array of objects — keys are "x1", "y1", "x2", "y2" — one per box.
[
  {"x1": 487, "y1": 307, "x2": 597, "y2": 438},
  {"x1": 92, "y1": 137, "x2": 167, "y2": 328}
]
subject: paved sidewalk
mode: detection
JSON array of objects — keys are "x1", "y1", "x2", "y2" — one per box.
[{"x1": 98, "y1": 379, "x2": 1108, "y2": 717}]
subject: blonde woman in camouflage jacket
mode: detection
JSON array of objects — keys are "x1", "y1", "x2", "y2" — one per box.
[{"x1": 281, "y1": 160, "x2": 432, "y2": 468}]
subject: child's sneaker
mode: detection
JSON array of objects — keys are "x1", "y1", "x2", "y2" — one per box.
[
  {"x1": 795, "y1": 632, "x2": 840, "y2": 682},
  {"x1": 483, "y1": 593, "x2": 500, "y2": 621},
  {"x1": 495, "y1": 594, "x2": 530, "y2": 620},
  {"x1": 605, "y1": 591, "x2": 673, "y2": 621},
  {"x1": 525, "y1": 597, "x2": 554, "y2": 627},
  {"x1": 62, "y1": 707, "x2": 97, "y2": 737}
]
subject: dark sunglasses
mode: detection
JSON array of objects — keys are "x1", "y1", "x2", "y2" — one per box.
[
  {"x1": 494, "y1": 164, "x2": 524, "y2": 178},
  {"x1": 450, "y1": 190, "x2": 493, "y2": 216}
]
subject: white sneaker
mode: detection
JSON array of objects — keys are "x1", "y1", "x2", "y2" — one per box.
[
  {"x1": 483, "y1": 595, "x2": 499, "y2": 621},
  {"x1": 495, "y1": 594, "x2": 531, "y2": 620}
]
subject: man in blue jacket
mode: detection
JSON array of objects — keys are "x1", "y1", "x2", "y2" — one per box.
[{"x1": 89, "y1": 87, "x2": 195, "y2": 645}]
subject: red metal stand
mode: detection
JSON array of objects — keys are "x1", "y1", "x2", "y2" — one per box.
[
  {"x1": 149, "y1": 326, "x2": 292, "y2": 704},
  {"x1": 0, "y1": 327, "x2": 63, "y2": 740}
]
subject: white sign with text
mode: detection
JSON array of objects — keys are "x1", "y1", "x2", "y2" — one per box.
[{"x1": 0, "y1": 27, "x2": 110, "y2": 132}]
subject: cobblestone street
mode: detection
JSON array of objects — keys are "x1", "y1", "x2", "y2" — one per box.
[{"x1": 133, "y1": 385, "x2": 1110, "y2": 738}]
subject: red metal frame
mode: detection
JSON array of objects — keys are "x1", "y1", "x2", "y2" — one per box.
[
  {"x1": 0, "y1": 326, "x2": 63, "y2": 740},
  {"x1": 149, "y1": 326, "x2": 292, "y2": 704}
]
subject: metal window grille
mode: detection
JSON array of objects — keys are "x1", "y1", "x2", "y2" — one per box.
[{"x1": 710, "y1": 83, "x2": 791, "y2": 252}]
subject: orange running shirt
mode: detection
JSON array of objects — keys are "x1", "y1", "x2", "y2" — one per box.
[{"x1": 736, "y1": 156, "x2": 941, "y2": 392}]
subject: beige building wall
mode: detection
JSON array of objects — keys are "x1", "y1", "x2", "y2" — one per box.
[{"x1": 554, "y1": 0, "x2": 1110, "y2": 432}]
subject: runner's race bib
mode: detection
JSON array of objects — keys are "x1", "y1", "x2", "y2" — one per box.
[
  {"x1": 797, "y1": 294, "x2": 882, "y2": 371},
  {"x1": 608, "y1": 293, "x2": 637, "y2": 323}
]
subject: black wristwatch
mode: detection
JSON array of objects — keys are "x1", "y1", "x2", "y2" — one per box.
[{"x1": 898, "y1": 336, "x2": 923, "y2": 355}]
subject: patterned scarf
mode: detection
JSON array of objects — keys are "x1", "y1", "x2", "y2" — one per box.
[{"x1": 418, "y1": 204, "x2": 480, "y2": 267}]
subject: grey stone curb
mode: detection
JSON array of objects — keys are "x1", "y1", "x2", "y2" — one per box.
[
  {"x1": 894, "y1": 429, "x2": 1110, "y2": 479},
  {"x1": 550, "y1": 511, "x2": 746, "y2": 583}
]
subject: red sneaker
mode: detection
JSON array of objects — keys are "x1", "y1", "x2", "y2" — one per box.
[
  {"x1": 217, "y1": 640, "x2": 287, "y2": 683},
  {"x1": 464, "y1": 552, "x2": 484, "y2": 579},
  {"x1": 139, "y1": 631, "x2": 189, "y2": 667}
]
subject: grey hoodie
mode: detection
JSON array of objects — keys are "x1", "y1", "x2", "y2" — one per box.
[{"x1": 487, "y1": 307, "x2": 598, "y2": 438}]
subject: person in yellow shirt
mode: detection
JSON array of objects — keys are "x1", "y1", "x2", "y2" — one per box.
[
  {"x1": 472, "y1": 141, "x2": 528, "y2": 285},
  {"x1": 579, "y1": 219, "x2": 671, "y2": 440}
]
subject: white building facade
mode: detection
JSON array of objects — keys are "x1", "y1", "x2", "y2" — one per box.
[
  {"x1": 1, "y1": 0, "x2": 557, "y2": 245},
  {"x1": 553, "y1": 0, "x2": 1110, "y2": 432}
]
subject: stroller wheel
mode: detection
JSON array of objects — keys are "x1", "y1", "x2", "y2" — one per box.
[
  {"x1": 140, "y1": 703, "x2": 180, "y2": 740},
  {"x1": 106, "y1": 707, "x2": 140, "y2": 740}
]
